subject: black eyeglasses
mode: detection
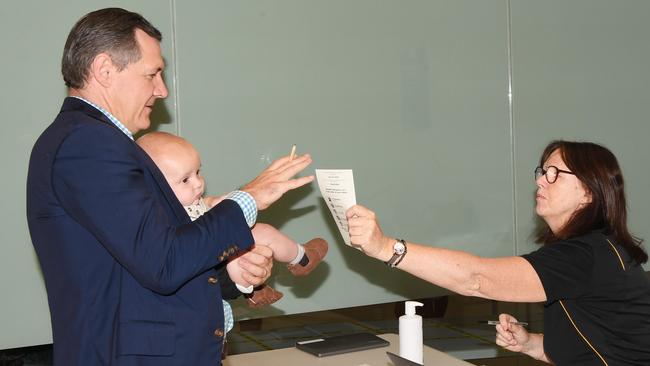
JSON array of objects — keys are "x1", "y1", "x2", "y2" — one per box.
[{"x1": 534, "y1": 166, "x2": 574, "y2": 184}]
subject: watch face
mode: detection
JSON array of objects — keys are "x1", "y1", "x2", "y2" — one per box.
[{"x1": 394, "y1": 241, "x2": 406, "y2": 255}]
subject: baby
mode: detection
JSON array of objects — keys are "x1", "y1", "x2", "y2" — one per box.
[{"x1": 136, "y1": 132, "x2": 328, "y2": 309}]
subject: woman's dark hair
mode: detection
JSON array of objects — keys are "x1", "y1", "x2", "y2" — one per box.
[
  {"x1": 535, "y1": 140, "x2": 647, "y2": 264},
  {"x1": 62, "y1": 8, "x2": 162, "y2": 89}
]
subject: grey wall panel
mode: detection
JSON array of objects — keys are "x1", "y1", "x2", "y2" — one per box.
[
  {"x1": 173, "y1": 0, "x2": 512, "y2": 318},
  {"x1": 510, "y1": 0, "x2": 650, "y2": 257},
  {"x1": 0, "y1": 0, "x2": 177, "y2": 349},
  {"x1": 2, "y1": 0, "x2": 649, "y2": 350}
]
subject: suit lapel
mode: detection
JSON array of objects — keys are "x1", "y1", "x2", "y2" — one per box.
[
  {"x1": 135, "y1": 143, "x2": 191, "y2": 225},
  {"x1": 62, "y1": 97, "x2": 190, "y2": 224}
]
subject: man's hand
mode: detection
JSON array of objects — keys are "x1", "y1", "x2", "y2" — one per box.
[
  {"x1": 242, "y1": 153, "x2": 314, "y2": 210},
  {"x1": 235, "y1": 245, "x2": 274, "y2": 287}
]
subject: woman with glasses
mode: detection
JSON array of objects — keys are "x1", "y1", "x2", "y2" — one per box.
[{"x1": 346, "y1": 140, "x2": 650, "y2": 365}]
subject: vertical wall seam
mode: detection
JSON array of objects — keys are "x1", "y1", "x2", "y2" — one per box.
[
  {"x1": 170, "y1": 0, "x2": 181, "y2": 136},
  {"x1": 506, "y1": 0, "x2": 518, "y2": 255}
]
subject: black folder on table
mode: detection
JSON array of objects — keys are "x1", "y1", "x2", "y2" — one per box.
[{"x1": 295, "y1": 332, "x2": 389, "y2": 357}]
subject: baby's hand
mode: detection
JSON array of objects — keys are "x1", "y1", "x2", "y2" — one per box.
[{"x1": 204, "y1": 195, "x2": 226, "y2": 208}]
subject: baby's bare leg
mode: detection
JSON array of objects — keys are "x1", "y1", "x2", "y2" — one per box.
[{"x1": 252, "y1": 223, "x2": 299, "y2": 263}]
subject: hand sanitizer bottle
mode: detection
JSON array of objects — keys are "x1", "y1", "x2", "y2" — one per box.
[{"x1": 399, "y1": 300, "x2": 423, "y2": 364}]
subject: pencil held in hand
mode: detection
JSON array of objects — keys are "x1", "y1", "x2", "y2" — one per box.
[
  {"x1": 487, "y1": 320, "x2": 528, "y2": 327},
  {"x1": 289, "y1": 144, "x2": 296, "y2": 161}
]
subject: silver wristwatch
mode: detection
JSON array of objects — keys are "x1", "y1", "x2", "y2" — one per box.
[{"x1": 385, "y1": 239, "x2": 407, "y2": 268}]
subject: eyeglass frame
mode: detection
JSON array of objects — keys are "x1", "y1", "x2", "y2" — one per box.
[{"x1": 534, "y1": 165, "x2": 575, "y2": 184}]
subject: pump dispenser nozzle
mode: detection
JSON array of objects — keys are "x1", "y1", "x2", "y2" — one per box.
[{"x1": 404, "y1": 301, "x2": 423, "y2": 315}]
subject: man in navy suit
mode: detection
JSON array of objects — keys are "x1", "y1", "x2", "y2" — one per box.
[{"x1": 26, "y1": 8, "x2": 314, "y2": 365}]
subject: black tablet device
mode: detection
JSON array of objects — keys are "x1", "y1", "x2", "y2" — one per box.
[
  {"x1": 295, "y1": 332, "x2": 389, "y2": 357},
  {"x1": 386, "y1": 351, "x2": 424, "y2": 365}
]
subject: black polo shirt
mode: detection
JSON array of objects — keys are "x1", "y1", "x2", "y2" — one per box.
[{"x1": 522, "y1": 230, "x2": 650, "y2": 365}]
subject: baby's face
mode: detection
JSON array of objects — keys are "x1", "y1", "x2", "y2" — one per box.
[{"x1": 158, "y1": 145, "x2": 205, "y2": 207}]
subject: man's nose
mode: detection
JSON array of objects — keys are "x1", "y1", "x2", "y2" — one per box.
[{"x1": 154, "y1": 75, "x2": 168, "y2": 99}]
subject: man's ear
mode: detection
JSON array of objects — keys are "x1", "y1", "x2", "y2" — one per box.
[{"x1": 89, "y1": 53, "x2": 115, "y2": 88}]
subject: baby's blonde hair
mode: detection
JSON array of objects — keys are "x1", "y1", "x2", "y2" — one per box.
[{"x1": 136, "y1": 131, "x2": 200, "y2": 175}]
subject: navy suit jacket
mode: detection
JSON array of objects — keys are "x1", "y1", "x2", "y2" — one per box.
[{"x1": 26, "y1": 97, "x2": 254, "y2": 365}]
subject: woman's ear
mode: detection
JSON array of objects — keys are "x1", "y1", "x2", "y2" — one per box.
[{"x1": 581, "y1": 186, "x2": 593, "y2": 205}]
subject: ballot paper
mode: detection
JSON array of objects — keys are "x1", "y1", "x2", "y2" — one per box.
[{"x1": 315, "y1": 169, "x2": 356, "y2": 246}]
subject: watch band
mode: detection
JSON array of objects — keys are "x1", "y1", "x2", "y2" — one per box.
[{"x1": 385, "y1": 239, "x2": 407, "y2": 268}]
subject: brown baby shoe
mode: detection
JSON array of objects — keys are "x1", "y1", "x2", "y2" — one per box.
[
  {"x1": 245, "y1": 285, "x2": 283, "y2": 308},
  {"x1": 287, "y1": 238, "x2": 329, "y2": 277}
]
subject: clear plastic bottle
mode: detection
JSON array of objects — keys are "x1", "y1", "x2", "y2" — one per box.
[{"x1": 399, "y1": 300, "x2": 423, "y2": 364}]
